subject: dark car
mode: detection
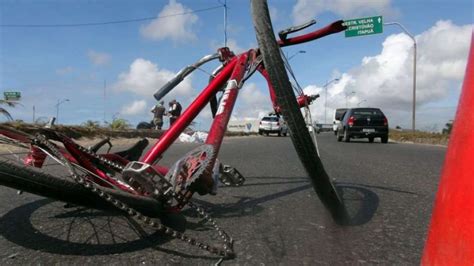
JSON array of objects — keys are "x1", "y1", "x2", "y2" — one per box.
[{"x1": 337, "y1": 108, "x2": 389, "y2": 143}]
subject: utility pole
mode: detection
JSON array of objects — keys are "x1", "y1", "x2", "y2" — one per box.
[
  {"x1": 103, "y1": 79, "x2": 107, "y2": 124},
  {"x1": 32, "y1": 105, "x2": 35, "y2": 123},
  {"x1": 385, "y1": 21, "x2": 417, "y2": 131},
  {"x1": 223, "y1": 0, "x2": 227, "y2": 47}
]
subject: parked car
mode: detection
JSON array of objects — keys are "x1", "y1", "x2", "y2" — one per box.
[
  {"x1": 336, "y1": 108, "x2": 389, "y2": 143},
  {"x1": 315, "y1": 123, "x2": 333, "y2": 133},
  {"x1": 258, "y1": 115, "x2": 288, "y2": 136},
  {"x1": 333, "y1": 108, "x2": 348, "y2": 135}
]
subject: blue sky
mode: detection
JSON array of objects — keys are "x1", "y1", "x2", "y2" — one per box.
[{"x1": 0, "y1": 0, "x2": 472, "y2": 131}]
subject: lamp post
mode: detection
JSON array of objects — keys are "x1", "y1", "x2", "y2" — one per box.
[
  {"x1": 345, "y1": 91, "x2": 356, "y2": 107},
  {"x1": 323, "y1": 78, "x2": 340, "y2": 123},
  {"x1": 287, "y1": 50, "x2": 306, "y2": 61},
  {"x1": 384, "y1": 21, "x2": 417, "y2": 132},
  {"x1": 357, "y1": 99, "x2": 367, "y2": 107},
  {"x1": 55, "y1": 98, "x2": 70, "y2": 124}
]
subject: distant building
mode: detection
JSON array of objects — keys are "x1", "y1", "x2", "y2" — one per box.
[{"x1": 227, "y1": 119, "x2": 259, "y2": 133}]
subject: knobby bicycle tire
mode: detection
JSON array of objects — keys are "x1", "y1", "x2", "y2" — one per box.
[
  {"x1": 251, "y1": 0, "x2": 348, "y2": 223},
  {"x1": 0, "y1": 161, "x2": 163, "y2": 217}
]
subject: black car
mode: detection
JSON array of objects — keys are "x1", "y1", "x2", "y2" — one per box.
[{"x1": 337, "y1": 108, "x2": 389, "y2": 143}]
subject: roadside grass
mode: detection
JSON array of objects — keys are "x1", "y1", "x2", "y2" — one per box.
[
  {"x1": 1, "y1": 122, "x2": 163, "y2": 139},
  {"x1": 389, "y1": 130, "x2": 449, "y2": 146},
  {"x1": 1, "y1": 122, "x2": 449, "y2": 145}
]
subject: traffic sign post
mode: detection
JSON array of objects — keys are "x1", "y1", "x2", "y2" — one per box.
[
  {"x1": 3, "y1": 91, "x2": 21, "y2": 101},
  {"x1": 344, "y1": 16, "x2": 383, "y2": 37}
]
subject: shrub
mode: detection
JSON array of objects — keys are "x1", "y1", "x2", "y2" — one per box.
[
  {"x1": 82, "y1": 120, "x2": 101, "y2": 130},
  {"x1": 108, "y1": 118, "x2": 130, "y2": 130}
]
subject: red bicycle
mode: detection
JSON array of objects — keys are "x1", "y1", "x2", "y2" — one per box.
[{"x1": 0, "y1": 0, "x2": 347, "y2": 259}]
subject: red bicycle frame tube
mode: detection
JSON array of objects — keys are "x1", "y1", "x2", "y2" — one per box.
[
  {"x1": 278, "y1": 20, "x2": 346, "y2": 47},
  {"x1": 142, "y1": 58, "x2": 238, "y2": 164},
  {"x1": 205, "y1": 52, "x2": 250, "y2": 161},
  {"x1": 62, "y1": 140, "x2": 137, "y2": 194},
  {"x1": 259, "y1": 66, "x2": 318, "y2": 113}
]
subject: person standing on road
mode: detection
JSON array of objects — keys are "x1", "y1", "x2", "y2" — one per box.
[
  {"x1": 168, "y1": 99, "x2": 182, "y2": 127},
  {"x1": 151, "y1": 101, "x2": 166, "y2": 130}
]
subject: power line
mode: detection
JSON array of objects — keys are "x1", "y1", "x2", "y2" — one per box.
[{"x1": 1, "y1": 5, "x2": 222, "y2": 28}]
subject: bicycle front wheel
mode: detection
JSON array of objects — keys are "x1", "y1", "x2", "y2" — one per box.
[{"x1": 251, "y1": 0, "x2": 347, "y2": 223}]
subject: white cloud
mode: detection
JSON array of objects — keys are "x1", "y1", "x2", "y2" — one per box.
[
  {"x1": 56, "y1": 66, "x2": 74, "y2": 75},
  {"x1": 232, "y1": 83, "x2": 273, "y2": 120},
  {"x1": 140, "y1": 0, "x2": 198, "y2": 42},
  {"x1": 113, "y1": 58, "x2": 193, "y2": 99},
  {"x1": 292, "y1": 0, "x2": 398, "y2": 24},
  {"x1": 303, "y1": 20, "x2": 472, "y2": 129},
  {"x1": 87, "y1": 50, "x2": 111, "y2": 66},
  {"x1": 211, "y1": 38, "x2": 246, "y2": 54},
  {"x1": 227, "y1": 39, "x2": 246, "y2": 54},
  {"x1": 121, "y1": 100, "x2": 147, "y2": 115},
  {"x1": 269, "y1": 6, "x2": 278, "y2": 21}
]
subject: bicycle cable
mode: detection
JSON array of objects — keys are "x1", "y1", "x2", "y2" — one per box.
[
  {"x1": 278, "y1": 48, "x2": 321, "y2": 156},
  {"x1": 279, "y1": 48, "x2": 304, "y2": 96}
]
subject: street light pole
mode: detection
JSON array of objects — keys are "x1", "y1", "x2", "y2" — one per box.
[
  {"x1": 345, "y1": 91, "x2": 356, "y2": 108},
  {"x1": 287, "y1": 50, "x2": 306, "y2": 61},
  {"x1": 357, "y1": 99, "x2": 367, "y2": 107},
  {"x1": 384, "y1": 21, "x2": 417, "y2": 132},
  {"x1": 323, "y1": 78, "x2": 340, "y2": 123},
  {"x1": 55, "y1": 98, "x2": 70, "y2": 124}
]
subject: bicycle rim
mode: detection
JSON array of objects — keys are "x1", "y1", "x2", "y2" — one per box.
[{"x1": 251, "y1": 0, "x2": 347, "y2": 223}]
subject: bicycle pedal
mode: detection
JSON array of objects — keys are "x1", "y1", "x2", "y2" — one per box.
[{"x1": 220, "y1": 165, "x2": 245, "y2": 187}]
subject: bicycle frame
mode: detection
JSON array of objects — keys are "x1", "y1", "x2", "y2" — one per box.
[
  {"x1": 0, "y1": 19, "x2": 347, "y2": 199},
  {"x1": 138, "y1": 20, "x2": 347, "y2": 193}
]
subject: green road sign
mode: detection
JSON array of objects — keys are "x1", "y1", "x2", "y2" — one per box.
[
  {"x1": 4, "y1": 91, "x2": 21, "y2": 101},
  {"x1": 344, "y1": 16, "x2": 383, "y2": 37}
]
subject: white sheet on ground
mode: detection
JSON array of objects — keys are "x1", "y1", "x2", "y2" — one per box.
[{"x1": 178, "y1": 131, "x2": 209, "y2": 143}]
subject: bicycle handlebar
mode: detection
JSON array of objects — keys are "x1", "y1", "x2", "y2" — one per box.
[
  {"x1": 153, "y1": 53, "x2": 220, "y2": 101},
  {"x1": 277, "y1": 20, "x2": 347, "y2": 47},
  {"x1": 153, "y1": 20, "x2": 346, "y2": 101}
]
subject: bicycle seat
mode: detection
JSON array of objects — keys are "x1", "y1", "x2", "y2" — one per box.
[{"x1": 114, "y1": 138, "x2": 149, "y2": 161}]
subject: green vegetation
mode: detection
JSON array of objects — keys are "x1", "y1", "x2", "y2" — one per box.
[
  {"x1": 82, "y1": 120, "x2": 101, "y2": 130},
  {"x1": 442, "y1": 120, "x2": 454, "y2": 135},
  {"x1": 0, "y1": 100, "x2": 20, "y2": 121},
  {"x1": 0, "y1": 121, "x2": 161, "y2": 139},
  {"x1": 389, "y1": 130, "x2": 449, "y2": 145},
  {"x1": 107, "y1": 118, "x2": 130, "y2": 130}
]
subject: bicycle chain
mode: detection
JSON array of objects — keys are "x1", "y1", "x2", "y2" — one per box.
[{"x1": 32, "y1": 134, "x2": 235, "y2": 259}]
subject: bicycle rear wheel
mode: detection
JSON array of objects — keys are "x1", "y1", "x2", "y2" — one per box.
[
  {"x1": 0, "y1": 128, "x2": 163, "y2": 217},
  {"x1": 251, "y1": 0, "x2": 347, "y2": 222},
  {"x1": 0, "y1": 161, "x2": 163, "y2": 216}
]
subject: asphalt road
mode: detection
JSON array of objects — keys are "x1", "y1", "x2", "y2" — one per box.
[{"x1": 0, "y1": 133, "x2": 446, "y2": 265}]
